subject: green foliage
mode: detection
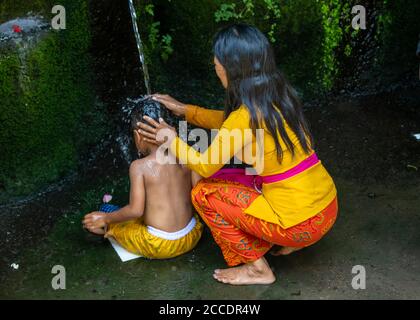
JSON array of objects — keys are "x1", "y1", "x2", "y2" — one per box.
[
  {"x1": 214, "y1": 0, "x2": 281, "y2": 43},
  {"x1": 214, "y1": 3, "x2": 240, "y2": 22},
  {"x1": 146, "y1": 0, "x2": 223, "y2": 75},
  {"x1": 211, "y1": 0, "x2": 325, "y2": 94},
  {"x1": 212, "y1": 0, "x2": 360, "y2": 92},
  {"x1": 160, "y1": 34, "x2": 174, "y2": 62},
  {"x1": 148, "y1": 21, "x2": 160, "y2": 48},
  {"x1": 318, "y1": 0, "x2": 343, "y2": 89},
  {"x1": 144, "y1": 4, "x2": 155, "y2": 16},
  {"x1": 135, "y1": 1, "x2": 174, "y2": 63},
  {"x1": 0, "y1": 0, "x2": 53, "y2": 22},
  {"x1": 375, "y1": 0, "x2": 420, "y2": 76},
  {"x1": 0, "y1": 0, "x2": 105, "y2": 199}
]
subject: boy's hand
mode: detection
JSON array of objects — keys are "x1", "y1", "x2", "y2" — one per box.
[{"x1": 83, "y1": 212, "x2": 108, "y2": 231}]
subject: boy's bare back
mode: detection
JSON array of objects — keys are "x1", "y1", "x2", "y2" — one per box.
[{"x1": 133, "y1": 155, "x2": 193, "y2": 232}]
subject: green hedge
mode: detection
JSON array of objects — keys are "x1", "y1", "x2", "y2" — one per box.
[
  {"x1": 0, "y1": 0, "x2": 105, "y2": 199},
  {"x1": 134, "y1": 0, "x2": 336, "y2": 95},
  {"x1": 135, "y1": 0, "x2": 420, "y2": 96}
]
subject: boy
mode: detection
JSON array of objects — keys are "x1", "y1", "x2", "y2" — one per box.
[{"x1": 83, "y1": 102, "x2": 203, "y2": 259}]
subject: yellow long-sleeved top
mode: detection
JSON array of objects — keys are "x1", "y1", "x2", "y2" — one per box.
[{"x1": 170, "y1": 104, "x2": 337, "y2": 229}]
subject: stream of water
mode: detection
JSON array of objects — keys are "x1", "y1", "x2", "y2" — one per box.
[{"x1": 127, "y1": 0, "x2": 151, "y2": 95}]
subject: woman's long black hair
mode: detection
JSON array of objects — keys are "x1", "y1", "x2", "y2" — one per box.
[{"x1": 213, "y1": 23, "x2": 313, "y2": 160}]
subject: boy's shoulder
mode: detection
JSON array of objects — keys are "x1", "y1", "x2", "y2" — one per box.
[
  {"x1": 129, "y1": 156, "x2": 163, "y2": 174},
  {"x1": 130, "y1": 157, "x2": 189, "y2": 176},
  {"x1": 129, "y1": 158, "x2": 149, "y2": 175}
]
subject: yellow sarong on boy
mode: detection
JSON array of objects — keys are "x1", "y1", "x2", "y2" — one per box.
[{"x1": 106, "y1": 215, "x2": 203, "y2": 259}]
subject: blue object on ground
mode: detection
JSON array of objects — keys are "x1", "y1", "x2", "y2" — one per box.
[{"x1": 99, "y1": 204, "x2": 120, "y2": 213}]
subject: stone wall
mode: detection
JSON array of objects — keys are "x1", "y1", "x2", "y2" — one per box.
[{"x1": 0, "y1": 0, "x2": 105, "y2": 200}]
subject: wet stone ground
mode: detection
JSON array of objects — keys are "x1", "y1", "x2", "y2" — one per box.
[{"x1": 1, "y1": 84, "x2": 419, "y2": 299}]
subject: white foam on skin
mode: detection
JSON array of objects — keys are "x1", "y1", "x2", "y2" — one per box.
[{"x1": 145, "y1": 159, "x2": 161, "y2": 177}]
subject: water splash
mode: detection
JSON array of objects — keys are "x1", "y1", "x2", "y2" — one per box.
[
  {"x1": 127, "y1": 0, "x2": 151, "y2": 95},
  {"x1": 116, "y1": 96, "x2": 174, "y2": 164},
  {"x1": 121, "y1": 96, "x2": 174, "y2": 128},
  {"x1": 116, "y1": 96, "x2": 149, "y2": 164}
]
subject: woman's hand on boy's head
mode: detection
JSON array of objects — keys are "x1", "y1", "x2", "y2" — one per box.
[
  {"x1": 137, "y1": 116, "x2": 177, "y2": 146},
  {"x1": 83, "y1": 212, "x2": 108, "y2": 230},
  {"x1": 150, "y1": 93, "x2": 186, "y2": 117}
]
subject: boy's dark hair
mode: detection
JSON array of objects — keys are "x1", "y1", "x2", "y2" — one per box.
[{"x1": 130, "y1": 98, "x2": 170, "y2": 131}]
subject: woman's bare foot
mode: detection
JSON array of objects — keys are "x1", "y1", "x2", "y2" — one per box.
[
  {"x1": 270, "y1": 246, "x2": 303, "y2": 256},
  {"x1": 213, "y1": 257, "x2": 275, "y2": 285}
]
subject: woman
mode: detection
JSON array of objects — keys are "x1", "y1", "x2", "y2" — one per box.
[{"x1": 138, "y1": 24, "x2": 338, "y2": 285}]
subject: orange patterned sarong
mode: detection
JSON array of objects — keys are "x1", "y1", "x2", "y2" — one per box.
[{"x1": 192, "y1": 178, "x2": 338, "y2": 267}]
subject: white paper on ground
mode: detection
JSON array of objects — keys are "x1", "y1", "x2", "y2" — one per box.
[{"x1": 108, "y1": 238, "x2": 142, "y2": 262}]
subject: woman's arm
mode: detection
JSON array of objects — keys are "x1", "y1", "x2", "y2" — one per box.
[
  {"x1": 150, "y1": 94, "x2": 225, "y2": 129},
  {"x1": 171, "y1": 107, "x2": 253, "y2": 177},
  {"x1": 137, "y1": 107, "x2": 254, "y2": 178},
  {"x1": 185, "y1": 105, "x2": 225, "y2": 129}
]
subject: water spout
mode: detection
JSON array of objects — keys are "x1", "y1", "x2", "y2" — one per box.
[{"x1": 127, "y1": 0, "x2": 151, "y2": 95}]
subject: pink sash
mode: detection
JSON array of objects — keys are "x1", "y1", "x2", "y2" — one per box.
[{"x1": 210, "y1": 153, "x2": 320, "y2": 192}]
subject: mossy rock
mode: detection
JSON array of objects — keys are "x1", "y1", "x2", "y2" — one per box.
[{"x1": 0, "y1": 0, "x2": 105, "y2": 201}]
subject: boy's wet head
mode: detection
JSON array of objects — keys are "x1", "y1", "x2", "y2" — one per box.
[
  {"x1": 130, "y1": 97, "x2": 170, "y2": 155},
  {"x1": 130, "y1": 98, "x2": 166, "y2": 131}
]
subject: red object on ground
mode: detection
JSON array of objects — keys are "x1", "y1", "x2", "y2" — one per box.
[{"x1": 12, "y1": 25, "x2": 22, "y2": 33}]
